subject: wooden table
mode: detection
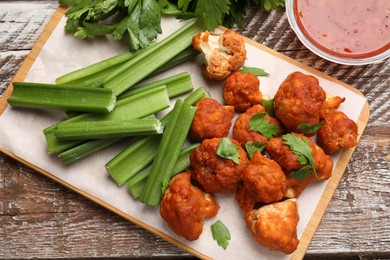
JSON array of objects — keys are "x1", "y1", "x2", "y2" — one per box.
[{"x1": 1, "y1": 1, "x2": 389, "y2": 259}]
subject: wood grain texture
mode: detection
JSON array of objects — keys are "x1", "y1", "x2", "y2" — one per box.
[{"x1": 0, "y1": 3, "x2": 389, "y2": 259}]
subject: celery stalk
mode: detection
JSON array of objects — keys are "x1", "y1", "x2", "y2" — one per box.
[
  {"x1": 118, "y1": 72, "x2": 193, "y2": 100},
  {"x1": 105, "y1": 87, "x2": 209, "y2": 186},
  {"x1": 58, "y1": 138, "x2": 122, "y2": 165},
  {"x1": 53, "y1": 119, "x2": 163, "y2": 140},
  {"x1": 103, "y1": 19, "x2": 205, "y2": 96},
  {"x1": 139, "y1": 99, "x2": 196, "y2": 206},
  {"x1": 8, "y1": 82, "x2": 116, "y2": 113},
  {"x1": 44, "y1": 85, "x2": 170, "y2": 154},
  {"x1": 106, "y1": 135, "x2": 162, "y2": 186},
  {"x1": 55, "y1": 44, "x2": 153, "y2": 86},
  {"x1": 149, "y1": 47, "x2": 199, "y2": 76},
  {"x1": 127, "y1": 143, "x2": 199, "y2": 199}
]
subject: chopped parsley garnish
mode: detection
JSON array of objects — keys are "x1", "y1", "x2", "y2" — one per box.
[
  {"x1": 282, "y1": 133, "x2": 317, "y2": 181},
  {"x1": 249, "y1": 112, "x2": 280, "y2": 139},
  {"x1": 245, "y1": 141, "x2": 267, "y2": 159},
  {"x1": 217, "y1": 138, "x2": 240, "y2": 164},
  {"x1": 211, "y1": 220, "x2": 231, "y2": 250}
]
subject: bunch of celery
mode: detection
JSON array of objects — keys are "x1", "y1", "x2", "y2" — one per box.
[{"x1": 7, "y1": 19, "x2": 207, "y2": 206}]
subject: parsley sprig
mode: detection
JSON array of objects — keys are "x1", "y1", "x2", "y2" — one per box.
[
  {"x1": 249, "y1": 112, "x2": 280, "y2": 139},
  {"x1": 211, "y1": 220, "x2": 231, "y2": 250},
  {"x1": 60, "y1": 0, "x2": 285, "y2": 50},
  {"x1": 282, "y1": 133, "x2": 317, "y2": 181},
  {"x1": 217, "y1": 138, "x2": 241, "y2": 164},
  {"x1": 297, "y1": 122, "x2": 324, "y2": 135}
]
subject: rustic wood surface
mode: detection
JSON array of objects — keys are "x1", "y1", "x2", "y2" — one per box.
[{"x1": 0, "y1": 1, "x2": 389, "y2": 259}]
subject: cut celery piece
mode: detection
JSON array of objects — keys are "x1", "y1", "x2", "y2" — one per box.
[
  {"x1": 105, "y1": 87, "x2": 209, "y2": 186},
  {"x1": 103, "y1": 19, "x2": 205, "y2": 96},
  {"x1": 149, "y1": 46, "x2": 199, "y2": 76},
  {"x1": 126, "y1": 143, "x2": 199, "y2": 199},
  {"x1": 139, "y1": 99, "x2": 196, "y2": 206},
  {"x1": 118, "y1": 72, "x2": 193, "y2": 100},
  {"x1": 44, "y1": 85, "x2": 169, "y2": 154},
  {"x1": 58, "y1": 138, "x2": 122, "y2": 165},
  {"x1": 53, "y1": 119, "x2": 163, "y2": 140},
  {"x1": 8, "y1": 82, "x2": 116, "y2": 113},
  {"x1": 106, "y1": 135, "x2": 162, "y2": 186},
  {"x1": 55, "y1": 45, "x2": 151, "y2": 85}
]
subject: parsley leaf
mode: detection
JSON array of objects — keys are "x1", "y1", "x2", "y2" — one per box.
[
  {"x1": 245, "y1": 141, "x2": 267, "y2": 159},
  {"x1": 282, "y1": 133, "x2": 317, "y2": 180},
  {"x1": 63, "y1": 0, "x2": 162, "y2": 51},
  {"x1": 297, "y1": 122, "x2": 324, "y2": 135},
  {"x1": 238, "y1": 66, "x2": 270, "y2": 76},
  {"x1": 217, "y1": 138, "x2": 241, "y2": 164},
  {"x1": 249, "y1": 112, "x2": 280, "y2": 139},
  {"x1": 260, "y1": 98, "x2": 275, "y2": 117},
  {"x1": 211, "y1": 220, "x2": 231, "y2": 250},
  {"x1": 289, "y1": 165, "x2": 312, "y2": 181}
]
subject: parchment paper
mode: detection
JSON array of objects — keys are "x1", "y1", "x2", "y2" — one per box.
[{"x1": 0, "y1": 15, "x2": 367, "y2": 260}]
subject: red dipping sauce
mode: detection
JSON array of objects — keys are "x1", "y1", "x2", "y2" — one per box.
[{"x1": 295, "y1": 0, "x2": 390, "y2": 58}]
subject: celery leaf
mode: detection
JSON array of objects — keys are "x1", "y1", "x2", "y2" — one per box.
[{"x1": 195, "y1": 0, "x2": 231, "y2": 30}]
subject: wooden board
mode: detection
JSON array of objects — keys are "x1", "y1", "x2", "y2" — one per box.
[{"x1": 0, "y1": 5, "x2": 370, "y2": 260}]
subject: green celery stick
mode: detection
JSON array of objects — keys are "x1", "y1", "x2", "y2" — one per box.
[
  {"x1": 149, "y1": 46, "x2": 199, "y2": 77},
  {"x1": 53, "y1": 119, "x2": 164, "y2": 140},
  {"x1": 44, "y1": 85, "x2": 170, "y2": 154},
  {"x1": 118, "y1": 72, "x2": 193, "y2": 100},
  {"x1": 105, "y1": 87, "x2": 209, "y2": 186},
  {"x1": 139, "y1": 99, "x2": 196, "y2": 206},
  {"x1": 8, "y1": 82, "x2": 116, "y2": 113},
  {"x1": 58, "y1": 138, "x2": 122, "y2": 165},
  {"x1": 103, "y1": 19, "x2": 205, "y2": 96},
  {"x1": 126, "y1": 143, "x2": 199, "y2": 199},
  {"x1": 106, "y1": 135, "x2": 162, "y2": 186},
  {"x1": 55, "y1": 45, "x2": 152, "y2": 85}
]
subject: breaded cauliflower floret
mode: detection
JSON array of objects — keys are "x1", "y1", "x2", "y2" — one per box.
[
  {"x1": 192, "y1": 29, "x2": 246, "y2": 80},
  {"x1": 223, "y1": 71, "x2": 262, "y2": 112},
  {"x1": 160, "y1": 172, "x2": 219, "y2": 241},
  {"x1": 319, "y1": 95, "x2": 346, "y2": 119},
  {"x1": 236, "y1": 183, "x2": 258, "y2": 213},
  {"x1": 317, "y1": 110, "x2": 358, "y2": 154},
  {"x1": 233, "y1": 104, "x2": 284, "y2": 145},
  {"x1": 241, "y1": 151, "x2": 288, "y2": 204},
  {"x1": 245, "y1": 199, "x2": 300, "y2": 254},
  {"x1": 190, "y1": 138, "x2": 249, "y2": 194},
  {"x1": 274, "y1": 71, "x2": 326, "y2": 135},
  {"x1": 190, "y1": 98, "x2": 235, "y2": 142},
  {"x1": 266, "y1": 134, "x2": 333, "y2": 198}
]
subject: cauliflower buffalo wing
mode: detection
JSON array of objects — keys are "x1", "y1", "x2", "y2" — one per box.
[
  {"x1": 274, "y1": 71, "x2": 326, "y2": 134},
  {"x1": 223, "y1": 71, "x2": 262, "y2": 112},
  {"x1": 190, "y1": 98, "x2": 235, "y2": 142},
  {"x1": 192, "y1": 29, "x2": 246, "y2": 80},
  {"x1": 160, "y1": 172, "x2": 219, "y2": 241},
  {"x1": 233, "y1": 104, "x2": 284, "y2": 144},
  {"x1": 190, "y1": 138, "x2": 249, "y2": 194},
  {"x1": 241, "y1": 151, "x2": 288, "y2": 204},
  {"x1": 319, "y1": 95, "x2": 346, "y2": 119},
  {"x1": 245, "y1": 199, "x2": 300, "y2": 254},
  {"x1": 317, "y1": 109, "x2": 358, "y2": 154},
  {"x1": 266, "y1": 134, "x2": 333, "y2": 198}
]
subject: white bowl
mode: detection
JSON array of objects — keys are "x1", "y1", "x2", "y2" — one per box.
[{"x1": 285, "y1": 0, "x2": 390, "y2": 65}]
